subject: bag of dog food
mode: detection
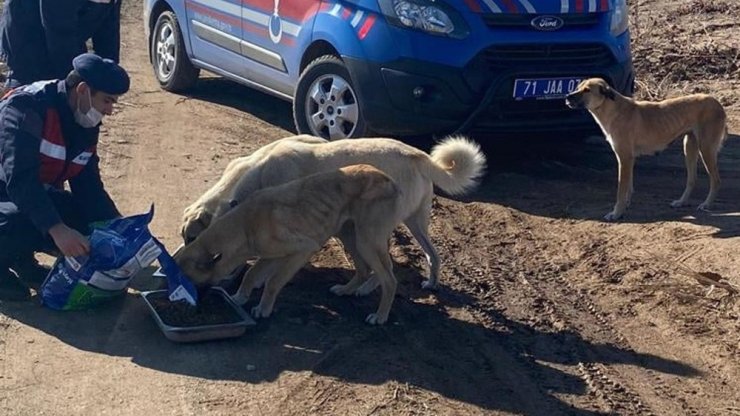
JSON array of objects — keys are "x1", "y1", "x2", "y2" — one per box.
[
  {"x1": 40, "y1": 206, "x2": 162, "y2": 310},
  {"x1": 153, "y1": 241, "x2": 198, "y2": 306}
]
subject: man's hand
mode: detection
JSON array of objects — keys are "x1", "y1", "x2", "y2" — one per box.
[{"x1": 48, "y1": 223, "x2": 90, "y2": 257}]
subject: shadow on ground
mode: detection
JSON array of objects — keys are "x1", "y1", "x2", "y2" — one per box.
[
  {"x1": 459, "y1": 132, "x2": 740, "y2": 239},
  {"x1": 184, "y1": 76, "x2": 296, "y2": 134},
  {"x1": 1, "y1": 263, "x2": 700, "y2": 416}
]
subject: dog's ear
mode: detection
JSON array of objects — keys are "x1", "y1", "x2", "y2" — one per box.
[
  {"x1": 200, "y1": 211, "x2": 214, "y2": 226},
  {"x1": 599, "y1": 85, "x2": 616, "y2": 100},
  {"x1": 182, "y1": 210, "x2": 213, "y2": 244}
]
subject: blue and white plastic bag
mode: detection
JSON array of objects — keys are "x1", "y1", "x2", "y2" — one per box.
[
  {"x1": 40, "y1": 206, "x2": 171, "y2": 310},
  {"x1": 152, "y1": 241, "x2": 198, "y2": 306}
]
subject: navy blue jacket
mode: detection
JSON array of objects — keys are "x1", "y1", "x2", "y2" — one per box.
[
  {"x1": 0, "y1": 0, "x2": 121, "y2": 85},
  {"x1": 0, "y1": 81, "x2": 119, "y2": 234}
]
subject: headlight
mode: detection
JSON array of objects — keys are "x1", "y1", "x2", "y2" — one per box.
[
  {"x1": 610, "y1": 0, "x2": 629, "y2": 36},
  {"x1": 378, "y1": 0, "x2": 469, "y2": 39}
]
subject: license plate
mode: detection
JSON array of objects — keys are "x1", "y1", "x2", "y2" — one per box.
[{"x1": 513, "y1": 77, "x2": 584, "y2": 100}]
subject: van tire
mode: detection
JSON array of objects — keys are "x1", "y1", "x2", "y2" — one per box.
[
  {"x1": 294, "y1": 55, "x2": 368, "y2": 140},
  {"x1": 151, "y1": 11, "x2": 200, "y2": 92}
]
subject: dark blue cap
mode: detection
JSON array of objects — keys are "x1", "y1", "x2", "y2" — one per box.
[{"x1": 72, "y1": 53, "x2": 130, "y2": 95}]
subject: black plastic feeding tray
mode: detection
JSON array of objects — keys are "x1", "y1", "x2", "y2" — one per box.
[{"x1": 141, "y1": 287, "x2": 255, "y2": 343}]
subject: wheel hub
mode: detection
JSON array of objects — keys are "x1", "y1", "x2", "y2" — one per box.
[
  {"x1": 305, "y1": 74, "x2": 359, "y2": 140},
  {"x1": 155, "y1": 22, "x2": 176, "y2": 80}
]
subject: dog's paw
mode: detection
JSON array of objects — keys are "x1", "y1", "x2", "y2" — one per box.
[
  {"x1": 354, "y1": 278, "x2": 379, "y2": 297},
  {"x1": 251, "y1": 304, "x2": 272, "y2": 319},
  {"x1": 670, "y1": 199, "x2": 689, "y2": 208},
  {"x1": 329, "y1": 284, "x2": 352, "y2": 296},
  {"x1": 603, "y1": 211, "x2": 623, "y2": 222},
  {"x1": 365, "y1": 313, "x2": 387, "y2": 325},
  {"x1": 697, "y1": 202, "x2": 712, "y2": 212}
]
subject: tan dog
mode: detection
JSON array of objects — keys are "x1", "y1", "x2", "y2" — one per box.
[
  {"x1": 181, "y1": 135, "x2": 486, "y2": 294},
  {"x1": 566, "y1": 78, "x2": 727, "y2": 220},
  {"x1": 175, "y1": 164, "x2": 404, "y2": 325},
  {"x1": 181, "y1": 135, "x2": 327, "y2": 242}
]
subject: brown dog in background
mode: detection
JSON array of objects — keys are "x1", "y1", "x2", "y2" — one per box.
[
  {"x1": 175, "y1": 164, "x2": 404, "y2": 325},
  {"x1": 566, "y1": 78, "x2": 727, "y2": 220}
]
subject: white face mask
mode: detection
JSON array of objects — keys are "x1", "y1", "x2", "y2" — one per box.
[{"x1": 74, "y1": 88, "x2": 104, "y2": 128}]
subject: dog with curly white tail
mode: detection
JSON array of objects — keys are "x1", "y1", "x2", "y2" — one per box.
[{"x1": 181, "y1": 135, "x2": 487, "y2": 294}]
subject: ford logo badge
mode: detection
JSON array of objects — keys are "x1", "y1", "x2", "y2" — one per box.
[{"x1": 531, "y1": 15, "x2": 564, "y2": 31}]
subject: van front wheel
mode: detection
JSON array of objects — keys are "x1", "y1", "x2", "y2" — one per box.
[
  {"x1": 294, "y1": 55, "x2": 367, "y2": 140},
  {"x1": 151, "y1": 11, "x2": 200, "y2": 92}
]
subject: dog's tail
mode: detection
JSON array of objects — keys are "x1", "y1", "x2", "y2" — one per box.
[{"x1": 423, "y1": 135, "x2": 487, "y2": 196}]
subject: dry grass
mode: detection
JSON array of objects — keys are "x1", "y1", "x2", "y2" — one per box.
[
  {"x1": 676, "y1": 0, "x2": 738, "y2": 15},
  {"x1": 630, "y1": 0, "x2": 740, "y2": 101},
  {"x1": 641, "y1": 249, "x2": 739, "y2": 309}
]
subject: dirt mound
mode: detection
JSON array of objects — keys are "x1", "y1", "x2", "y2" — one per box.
[
  {"x1": 676, "y1": 0, "x2": 738, "y2": 15},
  {"x1": 634, "y1": 42, "x2": 739, "y2": 83}
]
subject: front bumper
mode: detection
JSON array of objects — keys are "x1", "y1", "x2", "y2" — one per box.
[{"x1": 344, "y1": 43, "x2": 634, "y2": 137}]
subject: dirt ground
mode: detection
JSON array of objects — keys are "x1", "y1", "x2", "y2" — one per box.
[{"x1": 2, "y1": 0, "x2": 740, "y2": 415}]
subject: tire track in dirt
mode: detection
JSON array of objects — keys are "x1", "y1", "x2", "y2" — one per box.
[
  {"x1": 566, "y1": 232, "x2": 740, "y2": 416},
  {"x1": 502, "y1": 214, "x2": 709, "y2": 416},
  {"x1": 507, "y1": 240, "x2": 661, "y2": 416},
  {"x1": 240, "y1": 239, "x2": 598, "y2": 415},
  {"x1": 428, "y1": 200, "x2": 712, "y2": 415},
  {"x1": 428, "y1": 202, "x2": 609, "y2": 414}
]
